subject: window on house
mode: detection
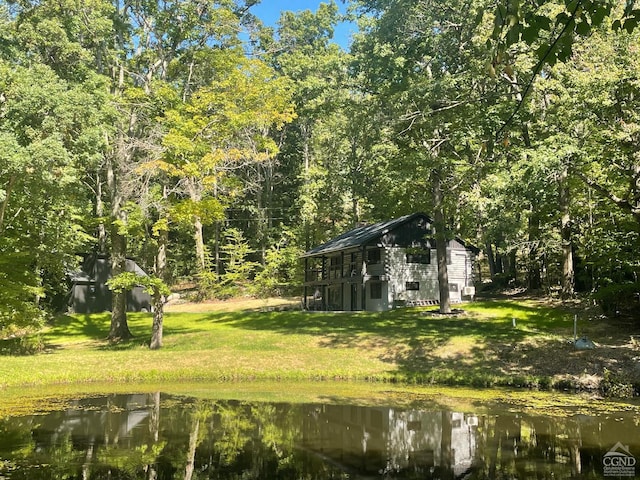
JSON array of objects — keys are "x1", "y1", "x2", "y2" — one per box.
[
  {"x1": 370, "y1": 282, "x2": 382, "y2": 299},
  {"x1": 349, "y1": 252, "x2": 359, "y2": 276},
  {"x1": 406, "y1": 281, "x2": 420, "y2": 291},
  {"x1": 446, "y1": 248, "x2": 452, "y2": 265},
  {"x1": 329, "y1": 256, "x2": 343, "y2": 279},
  {"x1": 367, "y1": 249, "x2": 381, "y2": 264},
  {"x1": 406, "y1": 249, "x2": 430, "y2": 264}
]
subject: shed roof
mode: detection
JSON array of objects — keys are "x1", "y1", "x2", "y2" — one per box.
[{"x1": 302, "y1": 213, "x2": 432, "y2": 258}]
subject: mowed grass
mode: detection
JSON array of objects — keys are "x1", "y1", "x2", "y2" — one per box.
[{"x1": 0, "y1": 299, "x2": 593, "y2": 389}]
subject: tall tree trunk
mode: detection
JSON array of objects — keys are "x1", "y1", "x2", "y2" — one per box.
[
  {"x1": 150, "y1": 205, "x2": 168, "y2": 350},
  {"x1": 432, "y1": 169, "x2": 451, "y2": 314},
  {"x1": 95, "y1": 173, "x2": 107, "y2": 253},
  {"x1": 560, "y1": 165, "x2": 574, "y2": 297},
  {"x1": 350, "y1": 137, "x2": 360, "y2": 227},
  {"x1": 107, "y1": 152, "x2": 132, "y2": 341},
  {"x1": 486, "y1": 241, "x2": 497, "y2": 279},
  {"x1": 301, "y1": 122, "x2": 313, "y2": 251},
  {"x1": 509, "y1": 249, "x2": 517, "y2": 283},
  {"x1": 147, "y1": 392, "x2": 160, "y2": 479},
  {"x1": 184, "y1": 416, "x2": 200, "y2": 480},
  {"x1": 194, "y1": 216, "x2": 206, "y2": 271},
  {"x1": 440, "y1": 411, "x2": 453, "y2": 479},
  {"x1": 150, "y1": 290, "x2": 164, "y2": 350},
  {"x1": 109, "y1": 219, "x2": 132, "y2": 340},
  {"x1": 527, "y1": 209, "x2": 542, "y2": 290},
  {"x1": 0, "y1": 175, "x2": 16, "y2": 236},
  {"x1": 106, "y1": 51, "x2": 132, "y2": 341}
]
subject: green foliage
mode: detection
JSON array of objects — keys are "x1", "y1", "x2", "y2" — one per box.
[
  {"x1": 0, "y1": 335, "x2": 45, "y2": 356},
  {"x1": 2, "y1": 0, "x2": 640, "y2": 324},
  {"x1": 601, "y1": 368, "x2": 636, "y2": 398},
  {"x1": 252, "y1": 231, "x2": 303, "y2": 297},
  {"x1": 593, "y1": 282, "x2": 640, "y2": 316},
  {"x1": 218, "y1": 228, "x2": 258, "y2": 299},
  {"x1": 489, "y1": 0, "x2": 639, "y2": 68},
  {"x1": 107, "y1": 272, "x2": 171, "y2": 297},
  {"x1": 0, "y1": 253, "x2": 46, "y2": 336},
  {"x1": 170, "y1": 198, "x2": 226, "y2": 229},
  {"x1": 195, "y1": 270, "x2": 220, "y2": 301}
]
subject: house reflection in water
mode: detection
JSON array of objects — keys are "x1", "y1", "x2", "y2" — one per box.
[
  {"x1": 301, "y1": 405, "x2": 478, "y2": 477},
  {"x1": 4, "y1": 393, "x2": 639, "y2": 479}
]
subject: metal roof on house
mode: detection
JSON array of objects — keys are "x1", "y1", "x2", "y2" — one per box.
[{"x1": 302, "y1": 213, "x2": 431, "y2": 258}]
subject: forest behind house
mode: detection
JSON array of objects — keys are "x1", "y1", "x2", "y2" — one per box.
[{"x1": 1, "y1": 0, "x2": 640, "y2": 340}]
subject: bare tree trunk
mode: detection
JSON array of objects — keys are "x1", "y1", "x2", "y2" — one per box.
[
  {"x1": 150, "y1": 225, "x2": 167, "y2": 349},
  {"x1": 194, "y1": 216, "x2": 206, "y2": 271},
  {"x1": 95, "y1": 173, "x2": 107, "y2": 253},
  {"x1": 146, "y1": 392, "x2": 160, "y2": 479},
  {"x1": 106, "y1": 44, "x2": 132, "y2": 341},
  {"x1": 301, "y1": 122, "x2": 313, "y2": 251},
  {"x1": 432, "y1": 169, "x2": 451, "y2": 314},
  {"x1": 560, "y1": 165, "x2": 574, "y2": 297},
  {"x1": 107, "y1": 151, "x2": 132, "y2": 341},
  {"x1": 150, "y1": 291, "x2": 164, "y2": 350},
  {"x1": 350, "y1": 137, "x2": 360, "y2": 227},
  {"x1": 150, "y1": 215, "x2": 166, "y2": 349},
  {"x1": 150, "y1": 192, "x2": 168, "y2": 350},
  {"x1": 109, "y1": 220, "x2": 132, "y2": 340},
  {"x1": 184, "y1": 416, "x2": 200, "y2": 480},
  {"x1": 486, "y1": 242, "x2": 497, "y2": 279},
  {"x1": 527, "y1": 209, "x2": 542, "y2": 290},
  {"x1": 0, "y1": 175, "x2": 16, "y2": 236}
]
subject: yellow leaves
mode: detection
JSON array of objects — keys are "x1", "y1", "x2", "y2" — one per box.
[
  {"x1": 170, "y1": 198, "x2": 225, "y2": 227},
  {"x1": 136, "y1": 159, "x2": 182, "y2": 177},
  {"x1": 152, "y1": 217, "x2": 169, "y2": 237}
]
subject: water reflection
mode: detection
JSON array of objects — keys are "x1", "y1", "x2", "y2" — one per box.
[{"x1": 0, "y1": 393, "x2": 638, "y2": 479}]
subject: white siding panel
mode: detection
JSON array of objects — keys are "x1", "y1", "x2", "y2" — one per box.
[{"x1": 386, "y1": 247, "x2": 440, "y2": 303}]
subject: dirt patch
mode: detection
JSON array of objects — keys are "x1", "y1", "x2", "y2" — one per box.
[{"x1": 165, "y1": 296, "x2": 300, "y2": 313}]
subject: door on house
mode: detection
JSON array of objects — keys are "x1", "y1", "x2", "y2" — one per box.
[{"x1": 351, "y1": 284, "x2": 358, "y2": 311}]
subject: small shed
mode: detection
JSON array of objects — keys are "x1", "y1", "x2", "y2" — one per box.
[
  {"x1": 302, "y1": 213, "x2": 477, "y2": 311},
  {"x1": 68, "y1": 254, "x2": 152, "y2": 314}
]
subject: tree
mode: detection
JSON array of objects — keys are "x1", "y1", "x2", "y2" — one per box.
[
  {"x1": 489, "y1": 0, "x2": 639, "y2": 135},
  {"x1": 159, "y1": 52, "x2": 295, "y2": 285},
  {"x1": 351, "y1": 0, "x2": 504, "y2": 312},
  {"x1": 537, "y1": 23, "x2": 640, "y2": 296},
  {"x1": 107, "y1": 273, "x2": 170, "y2": 349},
  {"x1": 97, "y1": 0, "x2": 247, "y2": 339},
  {"x1": 0, "y1": 5, "x2": 111, "y2": 330},
  {"x1": 255, "y1": 2, "x2": 355, "y2": 250}
]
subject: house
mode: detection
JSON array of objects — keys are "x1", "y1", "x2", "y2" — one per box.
[
  {"x1": 67, "y1": 253, "x2": 152, "y2": 314},
  {"x1": 301, "y1": 404, "x2": 478, "y2": 477},
  {"x1": 302, "y1": 213, "x2": 477, "y2": 311}
]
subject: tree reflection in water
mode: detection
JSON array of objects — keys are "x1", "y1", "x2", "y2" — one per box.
[{"x1": 0, "y1": 393, "x2": 638, "y2": 479}]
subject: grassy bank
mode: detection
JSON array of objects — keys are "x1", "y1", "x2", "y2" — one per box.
[{"x1": 1, "y1": 298, "x2": 639, "y2": 395}]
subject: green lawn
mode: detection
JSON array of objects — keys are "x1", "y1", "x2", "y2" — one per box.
[{"x1": 0, "y1": 299, "x2": 637, "y2": 393}]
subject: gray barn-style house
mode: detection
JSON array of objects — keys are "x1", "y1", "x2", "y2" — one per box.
[
  {"x1": 67, "y1": 253, "x2": 152, "y2": 314},
  {"x1": 302, "y1": 213, "x2": 477, "y2": 311}
]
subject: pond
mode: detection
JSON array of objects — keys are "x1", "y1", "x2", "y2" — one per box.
[{"x1": 0, "y1": 388, "x2": 639, "y2": 479}]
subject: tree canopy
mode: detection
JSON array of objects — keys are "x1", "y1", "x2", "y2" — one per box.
[{"x1": 1, "y1": 0, "x2": 639, "y2": 340}]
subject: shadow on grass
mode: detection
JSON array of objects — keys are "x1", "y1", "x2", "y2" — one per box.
[
  {"x1": 42, "y1": 312, "x2": 201, "y2": 351},
  {"x1": 213, "y1": 299, "x2": 569, "y2": 343},
  {"x1": 206, "y1": 299, "x2": 578, "y2": 383}
]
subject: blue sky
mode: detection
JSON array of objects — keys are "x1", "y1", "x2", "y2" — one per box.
[{"x1": 249, "y1": 1, "x2": 355, "y2": 49}]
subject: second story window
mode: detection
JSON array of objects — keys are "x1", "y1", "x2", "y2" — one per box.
[
  {"x1": 330, "y1": 256, "x2": 342, "y2": 278},
  {"x1": 406, "y1": 248, "x2": 431, "y2": 264},
  {"x1": 367, "y1": 249, "x2": 381, "y2": 264}
]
